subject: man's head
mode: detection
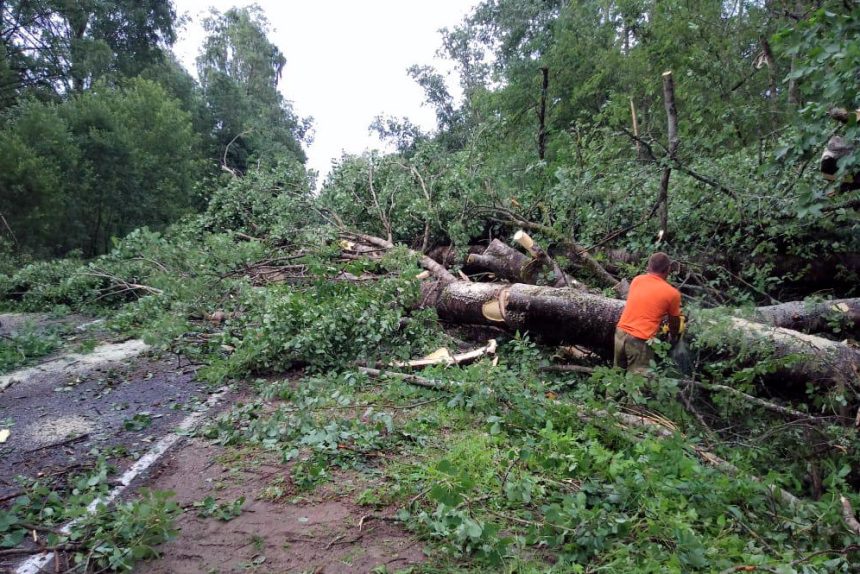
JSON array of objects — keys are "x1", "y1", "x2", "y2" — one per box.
[{"x1": 647, "y1": 252, "x2": 672, "y2": 278}]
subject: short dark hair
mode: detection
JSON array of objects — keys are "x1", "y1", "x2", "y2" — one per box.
[{"x1": 647, "y1": 252, "x2": 672, "y2": 275}]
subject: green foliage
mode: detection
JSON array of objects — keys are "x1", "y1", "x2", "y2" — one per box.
[
  {"x1": 205, "y1": 272, "x2": 443, "y2": 378},
  {"x1": 0, "y1": 324, "x2": 61, "y2": 374},
  {"x1": 193, "y1": 496, "x2": 245, "y2": 521},
  {"x1": 72, "y1": 490, "x2": 180, "y2": 571},
  {"x1": 1, "y1": 459, "x2": 179, "y2": 570},
  {"x1": 0, "y1": 79, "x2": 201, "y2": 256},
  {"x1": 200, "y1": 160, "x2": 319, "y2": 242},
  {"x1": 197, "y1": 6, "x2": 309, "y2": 173},
  {"x1": 0, "y1": 0, "x2": 176, "y2": 98},
  {"x1": 775, "y1": 4, "x2": 860, "y2": 181}
]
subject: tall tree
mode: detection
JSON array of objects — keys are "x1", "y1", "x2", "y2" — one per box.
[
  {"x1": 197, "y1": 6, "x2": 308, "y2": 174},
  {"x1": 0, "y1": 0, "x2": 176, "y2": 100}
]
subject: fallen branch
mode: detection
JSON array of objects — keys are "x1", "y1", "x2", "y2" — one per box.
[
  {"x1": 684, "y1": 379, "x2": 836, "y2": 424},
  {"x1": 841, "y1": 495, "x2": 860, "y2": 536},
  {"x1": 0, "y1": 544, "x2": 83, "y2": 557},
  {"x1": 472, "y1": 206, "x2": 620, "y2": 289},
  {"x1": 359, "y1": 358, "x2": 803, "y2": 509},
  {"x1": 540, "y1": 364, "x2": 596, "y2": 375},
  {"x1": 357, "y1": 367, "x2": 449, "y2": 390},
  {"x1": 514, "y1": 230, "x2": 574, "y2": 287},
  {"x1": 340, "y1": 231, "x2": 456, "y2": 284},
  {"x1": 391, "y1": 340, "x2": 497, "y2": 369},
  {"x1": 25, "y1": 433, "x2": 90, "y2": 454}
]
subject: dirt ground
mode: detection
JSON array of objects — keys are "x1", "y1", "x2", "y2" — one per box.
[
  {"x1": 1, "y1": 314, "x2": 425, "y2": 574},
  {"x1": 136, "y1": 438, "x2": 424, "y2": 574}
]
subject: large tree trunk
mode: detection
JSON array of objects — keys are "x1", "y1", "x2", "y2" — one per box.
[
  {"x1": 422, "y1": 280, "x2": 860, "y2": 387},
  {"x1": 753, "y1": 298, "x2": 860, "y2": 335}
]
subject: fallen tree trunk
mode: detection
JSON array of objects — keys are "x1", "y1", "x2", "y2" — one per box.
[
  {"x1": 752, "y1": 298, "x2": 860, "y2": 334},
  {"x1": 422, "y1": 280, "x2": 860, "y2": 387},
  {"x1": 466, "y1": 234, "x2": 579, "y2": 288},
  {"x1": 334, "y1": 232, "x2": 859, "y2": 387}
]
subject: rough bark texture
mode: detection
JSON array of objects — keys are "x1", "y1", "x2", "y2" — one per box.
[
  {"x1": 659, "y1": 71, "x2": 679, "y2": 240},
  {"x1": 421, "y1": 280, "x2": 860, "y2": 386},
  {"x1": 821, "y1": 135, "x2": 860, "y2": 192},
  {"x1": 753, "y1": 298, "x2": 860, "y2": 334},
  {"x1": 467, "y1": 239, "x2": 539, "y2": 283}
]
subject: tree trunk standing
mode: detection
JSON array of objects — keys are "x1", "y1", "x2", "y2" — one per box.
[
  {"x1": 659, "y1": 71, "x2": 679, "y2": 242},
  {"x1": 787, "y1": 0, "x2": 803, "y2": 106},
  {"x1": 630, "y1": 98, "x2": 644, "y2": 161},
  {"x1": 538, "y1": 66, "x2": 548, "y2": 161},
  {"x1": 759, "y1": 36, "x2": 778, "y2": 117}
]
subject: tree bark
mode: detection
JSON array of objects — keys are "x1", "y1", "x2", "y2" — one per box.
[
  {"x1": 421, "y1": 280, "x2": 860, "y2": 387},
  {"x1": 753, "y1": 298, "x2": 860, "y2": 334},
  {"x1": 467, "y1": 239, "x2": 539, "y2": 283},
  {"x1": 538, "y1": 66, "x2": 548, "y2": 161},
  {"x1": 659, "y1": 71, "x2": 679, "y2": 241}
]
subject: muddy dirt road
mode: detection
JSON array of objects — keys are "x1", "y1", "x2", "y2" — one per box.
[{"x1": 0, "y1": 314, "x2": 423, "y2": 574}]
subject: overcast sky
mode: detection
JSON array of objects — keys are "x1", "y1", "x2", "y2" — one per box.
[{"x1": 172, "y1": 0, "x2": 479, "y2": 185}]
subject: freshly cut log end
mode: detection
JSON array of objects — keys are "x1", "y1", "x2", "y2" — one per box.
[{"x1": 513, "y1": 230, "x2": 535, "y2": 253}]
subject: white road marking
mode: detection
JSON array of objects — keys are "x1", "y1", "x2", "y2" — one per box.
[{"x1": 15, "y1": 387, "x2": 227, "y2": 574}]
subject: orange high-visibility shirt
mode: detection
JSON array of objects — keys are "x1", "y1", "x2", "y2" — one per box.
[{"x1": 617, "y1": 273, "x2": 682, "y2": 340}]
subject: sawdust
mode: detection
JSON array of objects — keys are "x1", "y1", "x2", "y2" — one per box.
[
  {"x1": 24, "y1": 415, "x2": 94, "y2": 445},
  {"x1": 0, "y1": 339, "x2": 149, "y2": 391}
]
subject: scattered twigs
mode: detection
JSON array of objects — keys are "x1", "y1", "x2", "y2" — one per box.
[
  {"x1": 83, "y1": 268, "x2": 163, "y2": 302},
  {"x1": 683, "y1": 379, "x2": 836, "y2": 425},
  {"x1": 357, "y1": 367, "x2": 449, "y2": 391},
  {"x1": 25, "y1": 433, "x2": 90, "y2": 454},
  {"x1": 575, "y1": 197, "x2": 662, "y2": 256},
  {"x1": 619, "y1": 127, "x2": 739, "y2": 200},
  {"x1": 339, "y1": 231, "x2": 457, "y2": 284}
]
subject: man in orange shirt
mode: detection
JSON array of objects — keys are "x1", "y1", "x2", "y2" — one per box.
[{"x1": 614, "y1": 252, "x2": 682, "y2": 373}]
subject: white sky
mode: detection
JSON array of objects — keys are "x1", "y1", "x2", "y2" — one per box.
[{"x1": 172, "y1": 0, "x2": 479, "y2": 186}]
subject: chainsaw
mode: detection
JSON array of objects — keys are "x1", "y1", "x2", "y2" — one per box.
[{"x1": 660, "y1": 314, "x2": 693, "y2": 375}]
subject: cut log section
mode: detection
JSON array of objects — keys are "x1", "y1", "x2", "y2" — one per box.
[
  {"x1": 423, "y1": 280, "x2": 860, "y2": 387},
  {"x1": 467, "y1": 239, "x2": 540, "y2": 284}
]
